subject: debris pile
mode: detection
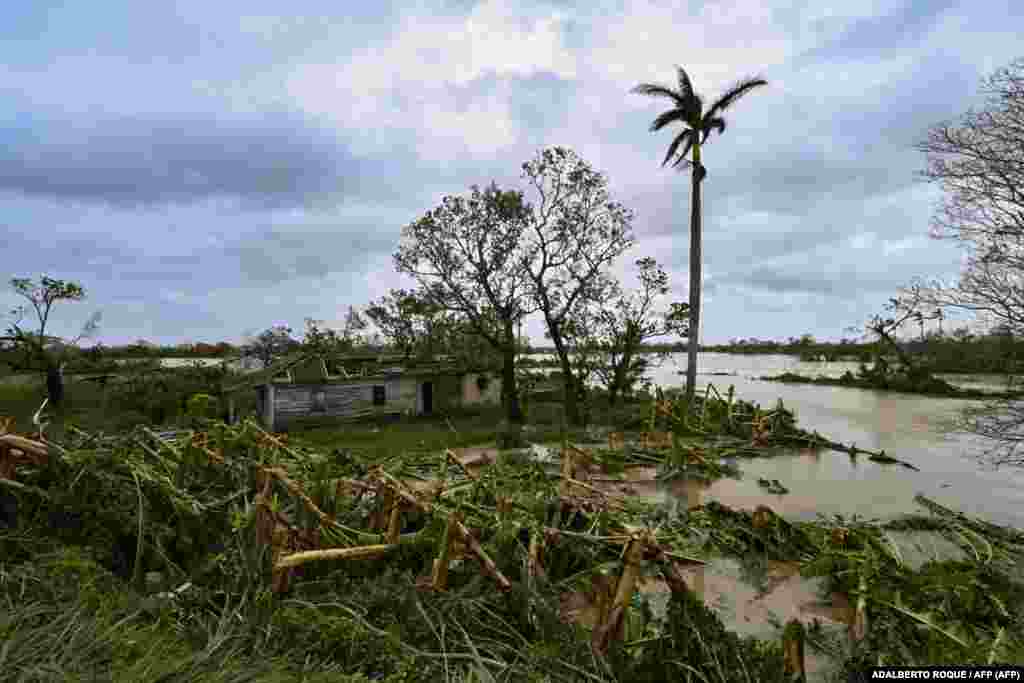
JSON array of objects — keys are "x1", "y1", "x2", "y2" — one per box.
[{"x1": 1, "y1": 392, "x2": 1022, "y2": 679}]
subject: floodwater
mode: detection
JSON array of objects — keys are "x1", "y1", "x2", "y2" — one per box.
[
  {"x1": 640, "y1": 352, "x2": 1024, "y2": 530},
  {"x1": 522, "y1": 352, "x2": 1021, "y2": 677}
]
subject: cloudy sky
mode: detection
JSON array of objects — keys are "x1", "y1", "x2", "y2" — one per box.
[{"x1": 2, "y1": 0, "x2": 1019, "y2": 347}]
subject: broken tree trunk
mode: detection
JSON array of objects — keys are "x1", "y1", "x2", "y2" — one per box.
[{"x1": 592, "y1": 533, "x2": 647, "y2": 654}]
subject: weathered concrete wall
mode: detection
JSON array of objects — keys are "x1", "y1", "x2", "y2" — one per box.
[
  {"x1": 397, "y1": 377, "x2": 418, "y2": 414},
  {"x1": 460, "y1": 372, "x2": 502, "y2": 406}
]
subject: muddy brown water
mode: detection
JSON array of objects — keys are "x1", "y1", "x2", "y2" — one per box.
[{"x1": 639, "y1": 353, "x2": 1024, "y2": 529}]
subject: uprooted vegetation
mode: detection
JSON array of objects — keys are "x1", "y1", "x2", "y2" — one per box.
[{"x1": 1, "y1": 387, "x2": 1022, "y2": 681}]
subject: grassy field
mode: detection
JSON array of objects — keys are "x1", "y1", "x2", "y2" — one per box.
[{"x1": 0, "y1": 368, "x2": 650, "y2": 456}]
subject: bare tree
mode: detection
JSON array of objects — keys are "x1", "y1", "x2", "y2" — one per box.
[
  {"x1": 860, "y1": 286, "x2": 941, "y2": 380},
  {"x1": 912, "y1": 57, "x2": 1024, "y2": 467}
]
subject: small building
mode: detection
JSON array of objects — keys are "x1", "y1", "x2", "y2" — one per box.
[{"x1": 221, "y1": 351, "x2": 502, "y2": 431}]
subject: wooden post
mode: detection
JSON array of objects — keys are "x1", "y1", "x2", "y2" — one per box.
[{"x1": 782, "y1": 619, "x2": 807, "y2": 682}]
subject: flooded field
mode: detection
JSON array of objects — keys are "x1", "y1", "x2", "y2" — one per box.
[
  {"x1": 445, "y1": 407, "x2": 1012, "y2": 682},
  {"x1": 646, "y1": 353, "x2": 1024, "y2": 529}
]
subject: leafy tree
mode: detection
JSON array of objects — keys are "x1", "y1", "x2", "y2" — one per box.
[
  {"x1": 633, "y1": 66, "x2": 767, "y2": 403},
  {"x1": 301, "y1": 306, "x2": 370, "y2": 356},
  {"x1": 1, "y1": 276, "x2": 100, "y2": 409},
  {"x1": 395, "y1": 182, "x2": 535, "y2": 430},
  {"x1": 242, "y1": 325, "x2": 298, "y2": 367},
  {"x1": 342, "y1": 305, "x2": 368, "y2": 348},
  {"x1": 520, "y1": 147, "x2": 636, "y2": 425},
  {"x1": 365, "y1": 289, "x2": 455, "y2": 361},
  {"x1": 566, "y1": 258, "x2": 688, "y2": 406}
]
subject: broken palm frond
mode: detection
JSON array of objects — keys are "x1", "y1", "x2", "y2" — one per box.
[
  {"x1": 445, "y1": 448, "x2": 478, "y2": 481},
  {"x1": 275, "y1": 543, "x2": 397, "y2": 570},
  {"x1": 2, "y1": 398, "x2": 1022, "y2": 680},
  {"x1": 781, "y1": 619, "x2": 807, "y2": 683},
  {"x1": 591, "y1": 532, "x2": 651, "y2": 654},
  {"x1": 370, "y1": 468, "x2": 512, "y2": 592},
  {"x1": 607, "y1": 431, "x2": 624, "y2": 451},
  {"x1": 430, "y1": 513, "x2": 460, "y2": 591}
]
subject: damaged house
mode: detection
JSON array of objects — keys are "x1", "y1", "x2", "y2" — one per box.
[{"x1": 221, "y1": 352, "x2": 502, "y2": 432}]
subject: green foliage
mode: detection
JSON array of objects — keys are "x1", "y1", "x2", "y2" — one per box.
[
  {"x1": 107, "y1": 362, "x2": 230, "y2": 426},
  {"x1": 241, "y1": 325, "x2": 298, "y2": 367},
  {"x1": 186, "y1": 393, "x2": 219, "y2": 420},
  {"x1": 610, "y1": 587, "x2": 793, "y2": 682},
  {"x1": 760, "y1": 370, "x2": 1019, "y2": 399},
  {"x1": 4, "y1": 375, "x2": 1024, "y2": 681}
]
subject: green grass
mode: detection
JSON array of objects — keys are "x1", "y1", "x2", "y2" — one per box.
[
  {"x1": 0, "y1": 376, "x2": 121, "y2": 434},
  {"x1": 0, "y1": 368, "x2": 247, "y2": 436},
  {"x1": 284, "y1": 401, "x2": 633, "y2": 457}
]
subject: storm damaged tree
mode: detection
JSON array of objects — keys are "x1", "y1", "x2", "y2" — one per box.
[
  {"x1": 909, "y1": 57, "x2": 1024, "y2": 467},
  {"x1": 395, "y1": 182, "x2": 534, "y2": 437},
  {"x1": 565, "y1": 258, "x2": 689, "y2": 406},
  {"x1": 633, "y1": 66, "x2": 768, "y2": 404},
  {"x1": 1, "y1": 276, "x2": 101, "y2": 410},
  {"x1": 520, "y1": 147, "x2": 636, "y2": 425},
  {"x1": 242, "y1": 325, "x2": 298, "y2": 367},
  {"x1": 365, "y1": 289, "x2": 457, "y2": 361},
  {"x1": 301, "y1": 306, "x2": 368, "y2": 356},
  {"x1": 857, "y1": 287, "x2": 942, "y2": 384}
]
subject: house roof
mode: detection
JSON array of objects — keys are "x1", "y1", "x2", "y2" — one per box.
[{"x1": 220, "y1": 350, "x2": 484, "y2": 394}]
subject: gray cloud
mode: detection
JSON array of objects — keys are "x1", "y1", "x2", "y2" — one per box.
[
  {"x1": 796, "y1": 0, "x2": 959, "y2": 62},
  {"x1": 223, "y1": 227, "x2": 399, "y2": 285},
  {"x1": 0, "y1": 110, "x2": 386, "y2": 209},
  {"x1": 1, "y1": 0, "x2": 1015, "y2": 346}
]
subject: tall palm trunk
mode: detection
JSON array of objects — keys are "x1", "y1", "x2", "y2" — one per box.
[{"x1": 684, "y1": 142, "x2": 703, "y2": 404}]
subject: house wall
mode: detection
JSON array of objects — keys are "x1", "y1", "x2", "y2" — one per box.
[
  {"x1": 269, "y1": 379, "x2": 413, "y2": 430},
  {"x1": 398, "y1": 377, "x2": 419, "y2": 414},
  {"x1": 257, "y1": 371, "x2": 497, "y2": 430},
  {"x1": 460, "y1": 372, "x2": 502, "y2": 406}
]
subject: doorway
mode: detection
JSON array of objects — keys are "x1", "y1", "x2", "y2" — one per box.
[{"x1": 421, "y1": 381, "x2": 433, "y2": 415}]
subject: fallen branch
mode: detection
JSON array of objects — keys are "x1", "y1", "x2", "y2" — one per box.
[
  {"x1": 276, "y1": 544, "x2": 396, "y2": 569},
  {"x1": 372, "y1": 468, "x2": 512, "y2": 592},
  {"x1": 445, "y1": 448, "x2": 478, "y2": 481}
]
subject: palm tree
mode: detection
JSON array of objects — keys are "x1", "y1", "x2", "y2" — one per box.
[{"x1": 633, "y1": 66, "x2": 767, "y2": 403}]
